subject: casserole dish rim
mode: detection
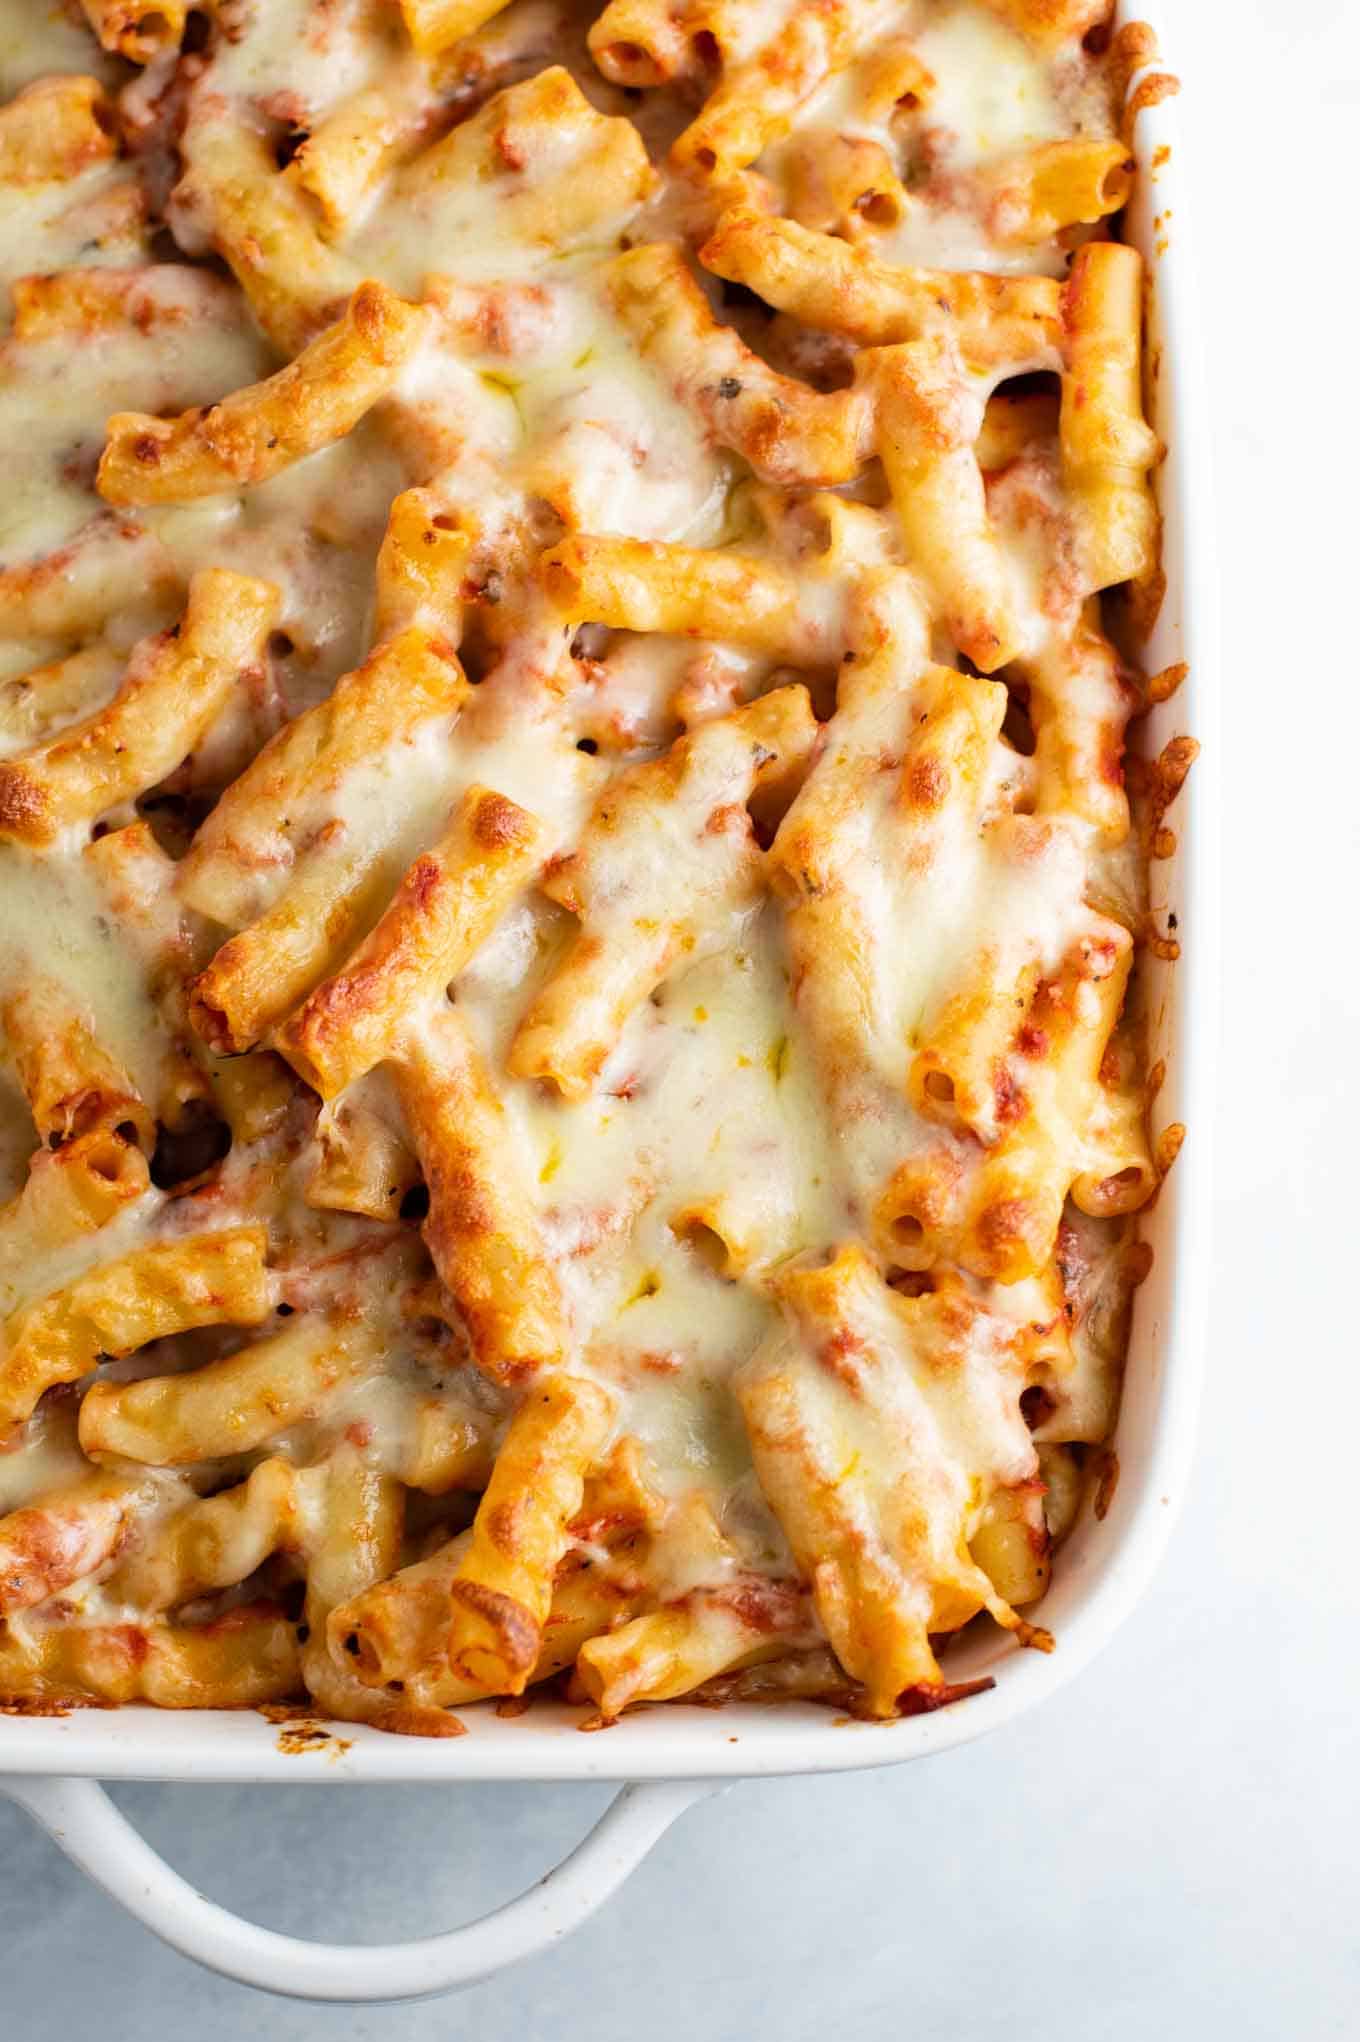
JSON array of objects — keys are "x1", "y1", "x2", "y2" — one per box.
[{"x1": 0, "y1": 7, "x2": 1216, "y2": 1995}]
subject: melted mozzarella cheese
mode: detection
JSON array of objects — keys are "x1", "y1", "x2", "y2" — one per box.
[
  {"x1": 204, "y1": 0, "x2": 390, "y2": 125},
  {"x1": 0, "y1": 1, "x2": 122, "y2": 92},
  {"x1": 0, "y1": 0, "x2": 1149, "y2": 1707},
  {"x1": 912, "y1": 2, "x2": 1067, "y2": 165},
  {"x1": 0, "y1": 844, "x2": 180, "y2": 1115},
  {"x1": 0, "y1": 271, "x2": 269, "y2": 568}
]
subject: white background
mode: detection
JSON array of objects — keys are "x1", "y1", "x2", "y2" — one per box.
[{"x1": 4, "y1": 4, "x2": 1359, "y2": 2037}]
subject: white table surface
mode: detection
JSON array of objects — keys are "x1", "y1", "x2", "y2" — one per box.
[{"x1": 4, "y1": 5, "x2": 1359, "y2": 2037}]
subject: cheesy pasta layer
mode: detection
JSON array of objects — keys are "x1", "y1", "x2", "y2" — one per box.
[{"x1": 0, "y1": 0, "x2": 1187, "y2": 1731}]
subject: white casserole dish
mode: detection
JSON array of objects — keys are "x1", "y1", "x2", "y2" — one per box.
[{"x1": 0, "y1": 12, "x2": 1214, "y2": 2003}]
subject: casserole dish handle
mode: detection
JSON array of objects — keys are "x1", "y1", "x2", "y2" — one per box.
[{"x1": 2, "y1": 1772, "x2": 721, "y2": 2002}]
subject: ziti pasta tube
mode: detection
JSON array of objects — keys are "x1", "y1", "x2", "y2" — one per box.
[
  {"x1": 509, "y1": 687, "x2": 817, "y2": 1100},
  {"x1": 1060, "y1": 241, "x2": 1161, "y2": 592},
  {"x1": 98, "y1": 282, "x2": 427, "y2": 506},
  {"x1": 277, "y1": 786, "x2": 541, "y2": 1099},
  {"x1": 0, "y1": 1227, "x2": 271, "y2": 1431},
  {"x1": 393, "y1": 1006, "x2": 568, "y2": 1385},
  {"x1": 78, "y1": 1313, "x2": 367, "y2": 1465},
  {"x1": 0, "y1": 571, "x2": 280, "y2": 846},
  {"x1": 443, "y1": 1372, "x2": 615, "y2": 1695},
  {"x1": 738, "y1": 1245, "x2": 1047, "y2": 1715}
]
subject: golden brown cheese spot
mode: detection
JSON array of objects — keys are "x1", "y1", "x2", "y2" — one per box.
[
  {"x1": 819, "y1": 1327, "x2": 869, "y2": 1394},
  {"x1": 485, "y1": 1495, "x2": 528, "y2": 1555},
  {"x1": 0, "y1": 768, "x2": 50, "y2": 839},
  {"x1": 108, "y1": 1622, "x2": 150, "y2": 1670},
  {"x1": 471, "y1": 790, "x2": 534, "y2": 852},
  {"x1": 447, "y1": 1579, "x2": 539, "y2": 1678},
  {"x1": 906, "y1": 754, "x2": 951, "y2": 809},
  {"x1": 429, "y1": 1163, "x2": 494, "y2": 1239},
  {"x1": 976, "y1": 1196, "x2": 1036, "y2": 1259},
  {"x1": 993, "y1": 1063, "x2": 1028, "y2": 1124}
]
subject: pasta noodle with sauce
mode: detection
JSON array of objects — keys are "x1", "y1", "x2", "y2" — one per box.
[{"x1": 0, "y1": 0, "x2": 1187, "y2": 1730}]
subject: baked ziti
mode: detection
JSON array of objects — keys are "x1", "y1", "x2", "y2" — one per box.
[{"x1": 0, "y1": 0, "x2": 1189, "y2": 1731}]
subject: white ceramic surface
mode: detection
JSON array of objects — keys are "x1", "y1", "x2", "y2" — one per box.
[
  {"x1": 0, "y1": 21, "x2": 1212, "y2": 1995},
  {"x1": 5, "y1": 1, "x2": 1359, "y2": 2031}
]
